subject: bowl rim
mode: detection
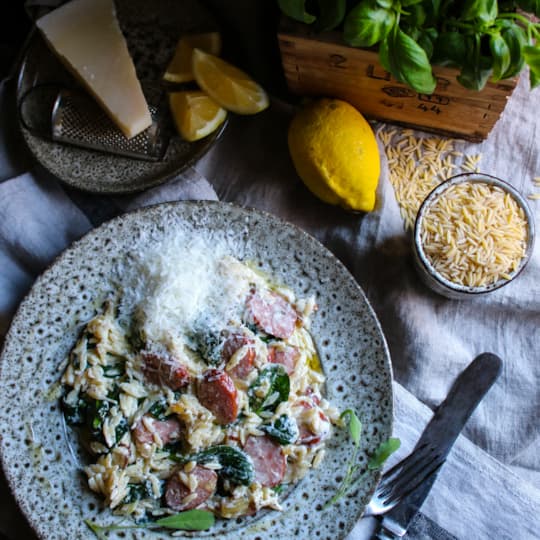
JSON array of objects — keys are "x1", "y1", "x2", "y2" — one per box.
[{"x1": 413, "y1": 172, "x2": 536, "y2": 295}]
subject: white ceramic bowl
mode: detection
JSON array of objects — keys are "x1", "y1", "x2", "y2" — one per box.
[{"x1": 413, "y1": 173, "x2": 535, "y2": 300}]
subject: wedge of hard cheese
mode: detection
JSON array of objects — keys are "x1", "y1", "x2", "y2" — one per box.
[{"x1": 36, "y1": 0, "x2": 152, "y2": 139}]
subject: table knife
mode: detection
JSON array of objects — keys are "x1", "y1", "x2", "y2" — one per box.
[{"x1": 377, "y1": 352, "x2": 502, "y2": 539}]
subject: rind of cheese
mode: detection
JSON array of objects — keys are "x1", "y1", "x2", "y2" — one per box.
[{"x1": 36, "y1": 0, "x2": 152, "y2": 139}]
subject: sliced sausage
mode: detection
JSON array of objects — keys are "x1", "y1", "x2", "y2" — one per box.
[
  {"x1": 132, "y1": 415, "x2": 182, "y2": 447},
  {"x1": 267, "y1": 344, "x2": 300, "y2": 375},
  {"x1": 164, "y1": 465, "x2": 218, "y2": 511},
  {"x1": 246, "y1": 291, "x2": 297, "y2": 339},
  {"x1": 223, "y1": 331, "x2": 256, "y2": 380},
  {"x1": 197, "y1": 369, "x2": 238, "y2": 424},
  {"x1": 243, "y1": 435, "x2": 286, "y2": 487},
  {"x1": 141, "y1": 350, "x2": 190, "y2": 390}
]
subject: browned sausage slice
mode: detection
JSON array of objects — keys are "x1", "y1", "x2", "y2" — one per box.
[
  {"x1": 243, "y1": 435, "x2": 286, "y2": 487},
  {"x1": 223, "y1": 331, "x2": 256, "y2": 380},
  {"x1": 246, "y1": 291, "x2": 297, "y2": 339},
  {"x1": 267, "y1": 344, "x2": 300, "y2": 375},
  {"x1": 141, "y1": 350, "x2": 190, "y2": 390},
  {"x1": 197, "y1": 369, "x2": 238, "y2": 424},
  {"x1": 164, "y1": 465, "x2": 218, "y2": 511},
  {"x1": 132, "y1": 415, "x2": 182, "y2": 447}
]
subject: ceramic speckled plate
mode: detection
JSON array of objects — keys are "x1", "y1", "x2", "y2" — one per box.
[
  {"x1": 16, "y1": 0, "x2": 225, "y2": 194},
  {"x1": 0, "y1": 202, "x2": 393, "y2": 540}
]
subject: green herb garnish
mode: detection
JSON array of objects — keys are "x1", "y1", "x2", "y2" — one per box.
[
  {"x1": 85, "y1": 509, "x2": 215, "y2": 537},
  {"x1": 322, "y1": 409, "x2": 400, "y2": 508}
]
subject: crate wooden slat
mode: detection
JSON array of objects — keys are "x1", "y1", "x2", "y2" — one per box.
[{"x1": 277, "y1": 25, "x2": 518, "y2": 141}]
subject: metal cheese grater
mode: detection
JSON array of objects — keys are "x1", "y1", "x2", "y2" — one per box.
[{"x1": 51, "y1": 89, "x2": 168, "y2": 161}]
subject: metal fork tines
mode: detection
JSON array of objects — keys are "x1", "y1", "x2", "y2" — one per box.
[{"x1": 364, "y1": 443, "x2": 445, "y2": 517}]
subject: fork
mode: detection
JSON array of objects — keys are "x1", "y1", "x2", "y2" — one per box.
[{"x1": 363, "y1": 443, "x2": 445, "y2": 517}]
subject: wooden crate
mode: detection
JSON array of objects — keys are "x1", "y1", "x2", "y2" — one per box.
[{"x1": 277, "y1": 23, "x2": 518, "y2": 142}]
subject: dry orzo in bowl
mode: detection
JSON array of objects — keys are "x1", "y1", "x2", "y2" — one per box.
[{"x1": 413, "y1": 173, "x2": 535, "y2": 299}]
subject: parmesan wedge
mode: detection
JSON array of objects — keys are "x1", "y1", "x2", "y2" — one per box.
[{"x1": 36, "y1": 0, "x2": 152, "y2": 139}]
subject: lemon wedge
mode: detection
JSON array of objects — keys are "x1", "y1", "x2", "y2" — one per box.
[
  {"x1": 192, "y1": 48, "x2": 269, "y2": 115},
  {"x1": 163, "y1": 32, "x2": 222, "y2": 83},
  {"x1": 169, "y1": 91, "x2": 227, "y2": 142}
]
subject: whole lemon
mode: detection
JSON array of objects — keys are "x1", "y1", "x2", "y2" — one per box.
[{"x1": 288, "y1": 98, "x2": 380, "y2": 212}]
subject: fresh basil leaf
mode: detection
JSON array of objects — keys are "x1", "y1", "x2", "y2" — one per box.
[
  {"x1": 262, "y1": 414, "x2": 299, "y2": 445},
  {"x1": 500, "y1": 26, "x2": 526, "y2": 79},
  {"x1": 384, "y1": 28, "x2": 437, "y2": 94},
  {"x1": 278, "y1": 0, "x2": 317, "y2": 24},
  {"x1": 461, "y1": 0, "x2": 498, "y2": 23},
  {"x1": 195, "y1": 445, "x2": 254, "y2": 485},
  {"x1": 367, "y1": 437, "x2": 401, "y2": 469},
  {"x1": 423, "y1": 0, "x2": 441, "y2": 25},
  {"x1": 516, "y1": 0, "x2": 540, "y2": 16},
  {"x1": 155, "y1": 510, "x2": 215, "y2": 531},
  {"x1": 316, "y1": 0, "x2": 347, "y2": 31},
  {"x1": 343, "y1": 1, "x2": 396, "y2": 48},
  {"x1": 402, "y1": 3, "x2": 426, "y2": 27},
  {"x1": 433, "y1": 31, "x2": 467, "y2": 66},
  {"x1": 489, "y1": 33, "x2": 511, "y2": 82},
  {"x1": 340, "y1": 409, "x2": 362, "y2": 445},
  {"x1": 457, "y1": 63, "x2": 492, "y2": 90},
  {"x1": 375, "y1": 0, "x2": 394, "y2": 8},
  {"x1": 417, "y1": 27, "x2": 438, "y2": 59},
  {"x1": 401, "y1": 0, "x2": 423, "y2": 6},
  {"x1": 523, "y1": 45, "x2": 540, "y2": 89},
  {"x1": 248, "y1": 364, "x2": 290, "y2": 415}
]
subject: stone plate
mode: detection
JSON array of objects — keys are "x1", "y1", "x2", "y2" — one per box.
[
  {"x1": 0, "y1": 202, "x2": 393, "y2": 540},
  {"x1": 16, "y1": 0, "x2": 225, "y2": 194}
]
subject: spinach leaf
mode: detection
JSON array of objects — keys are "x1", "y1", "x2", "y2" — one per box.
[
  {"x1": 368, "y1": 437, "x2": 401, "y2": 469},
  {"x1": 122, "y1": 481, "x2": 156, "y2": 504},
  {"x1": 523, "y1": 44, "x2": 540, "y2": 89},
  {"x1": 261, "y1": 414, "x2": 299, "y2": 445},
  {"x1": 278, "y1": 0, "x2": 317, "y2": 24},
  {"x1": 148, "y1": 398, "x2": 170, "y2": 421},
  {"x1": 317, "y1": 0, "x2": 347, "y2": 31},
  {"x1": 188, "y1": 330, "x2": 223, "y2": 366},
  {"x1": 489, "y1": 33, "x2": 511, "y2": 81},
  {"x1": 343, "y1": 1, "x2": 396, "y2": 48},
  {"x1": 61, "y1": 394, "x2": 88, "y2": 426},
  {"x1": 248, "y1": 364, "x2": 290, "y2": 415},
  {"x1": 381, "y1": 27, "x2": 437, "y2": 94},
  {"x1": 461, "y1": 0, "x2": 498, "y2": 23},
  {"x1": 87, "y1": 399, "x2": 110, "y2": 439},
  {"x1": 194, "y1": 445, "x2": 254, "y2": 485},
  {"x1": 115, "y1": 417, "x2": 129, "y2": 444}
]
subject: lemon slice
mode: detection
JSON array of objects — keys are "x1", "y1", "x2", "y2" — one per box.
[
  {"x1": 163, "y1": 32, "x2": 222, "y2": 83},
  {"x1": 169, "y1": 91, "x2": 227, "y2": 142},
  {"x1": 192, "y1": 48, "x2": 269, "y2": 115}
]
